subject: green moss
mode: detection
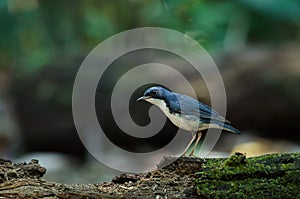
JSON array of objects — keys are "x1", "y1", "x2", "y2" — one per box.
[
  {"x1": 223, "y1": 152, "x2": 246, "y2": 167},
  {"x1": 195, "y1": 152, "x2": 300, "y2": 198}
]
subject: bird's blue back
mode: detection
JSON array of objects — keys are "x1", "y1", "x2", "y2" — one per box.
[
  {"x1": 164, "y1": 92, "x2": 226, "y2": 122},
  {"x1": 143, "y1": 86, "x2": 240, "y2": 134}
]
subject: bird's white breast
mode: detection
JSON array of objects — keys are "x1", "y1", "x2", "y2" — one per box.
[{"x1": 145, "y1": 98, "x2": 209, "y2": 132}]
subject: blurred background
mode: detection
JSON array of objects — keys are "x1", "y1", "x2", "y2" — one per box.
[{"x1": 0, "y1": 0, "x2": 299, "y2": 183}]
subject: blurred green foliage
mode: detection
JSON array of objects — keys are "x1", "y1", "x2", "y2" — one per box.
[
  {"x1": 0, "y1": 0, "x2": 300, "y2": 105},
  {"x1": 1, "y1": 0, "x2": 300, "y2": 71}
]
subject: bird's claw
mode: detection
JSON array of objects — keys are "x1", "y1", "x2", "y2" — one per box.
[{"x1": 188, "y1": 153, "x2": 197, "y2": 158}]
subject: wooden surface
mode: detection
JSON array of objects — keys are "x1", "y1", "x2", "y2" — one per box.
[{"x1": 0, "y1": 153, "x2": 299, "y2": 198}]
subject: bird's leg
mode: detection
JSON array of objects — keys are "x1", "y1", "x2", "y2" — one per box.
[
  {"x1": 189, "y1": 131, "x2": 202, "y2": 157},
  {"x1": 182, "y1": 132, "x2": 196, "y2": 156}
]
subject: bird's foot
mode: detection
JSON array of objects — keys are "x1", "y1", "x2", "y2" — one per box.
[
  {"x1": 182, "y1": 153, "x2": 189, "y2": 157},
  {"x1": 188, "y1": 153, "x2": 197, "y2": 158}
]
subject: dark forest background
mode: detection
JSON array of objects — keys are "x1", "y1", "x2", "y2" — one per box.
[{"x1": 0, "y1": 0, "x2": 299, "y2": 182}]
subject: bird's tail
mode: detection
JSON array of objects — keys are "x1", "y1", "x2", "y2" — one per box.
[
  {"x1": 210, "y1": 121, "x2": 241, "y2": 134},
  {"x1": 222, "y1": 123, "x2": 241, "y2": 134}
]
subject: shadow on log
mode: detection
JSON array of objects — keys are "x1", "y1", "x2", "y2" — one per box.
[{"x1": 0, "y1": 153, "x2": 299, "y2": 198}]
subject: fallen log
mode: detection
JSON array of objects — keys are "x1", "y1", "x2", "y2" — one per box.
[{"x1": 0, "y1": 152, "x2": 299, "y2": 198}]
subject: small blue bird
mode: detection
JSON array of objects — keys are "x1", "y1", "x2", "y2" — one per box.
[{"x1": 137, "y1": 86, "x2": 241, "y2": 156}]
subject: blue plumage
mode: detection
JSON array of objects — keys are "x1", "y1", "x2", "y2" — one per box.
[{"x1": 137, "y1": 86, "x2": 241, "y2": 156}]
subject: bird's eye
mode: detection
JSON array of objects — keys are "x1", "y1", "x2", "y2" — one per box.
[{"x1": 151, "y1": 90, "x2": 158, "y2": 96}]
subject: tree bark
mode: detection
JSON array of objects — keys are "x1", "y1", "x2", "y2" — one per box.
[{"x1": 0, "y1": 152, "x2": 299, "y2": 198}]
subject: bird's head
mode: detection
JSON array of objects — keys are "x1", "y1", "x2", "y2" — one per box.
[{"x1": 137, "y1": 86, "x2": 171, "y2": 104}]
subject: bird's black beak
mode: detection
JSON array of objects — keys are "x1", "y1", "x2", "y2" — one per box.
[{"x1": 136, "y1": 96, "x2": 150, "y2": 101}]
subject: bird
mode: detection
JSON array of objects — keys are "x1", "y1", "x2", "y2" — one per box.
[{"x1": 137, "y1": 86, "x2": 241, "y2": 156}]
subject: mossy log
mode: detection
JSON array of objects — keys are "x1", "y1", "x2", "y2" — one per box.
[{"x1": 0, "y1": 152, "x2": 299, "y2": 198}]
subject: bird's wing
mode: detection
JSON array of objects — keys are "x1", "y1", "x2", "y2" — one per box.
[{"x1": 169, "y1": 93, "x2": 230, "y2": 123}]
